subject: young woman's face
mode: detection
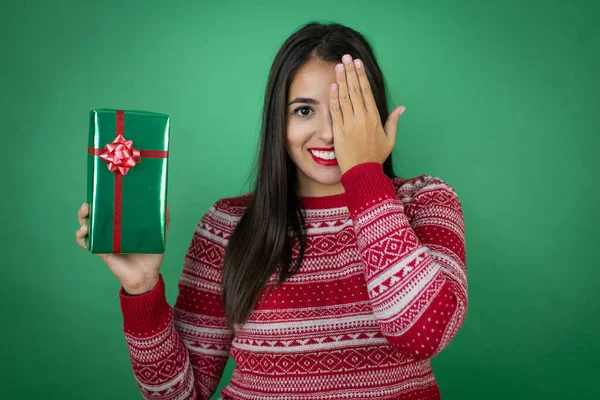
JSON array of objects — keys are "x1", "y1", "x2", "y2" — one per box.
[{"x1": 286, "y1": 58, "x2": 344, "y2": 197}]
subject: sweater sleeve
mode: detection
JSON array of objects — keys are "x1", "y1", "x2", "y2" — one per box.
[
  {"x1": 119, "y1": 201, "x2": 235, "y2": 399},
  {"x1": 340, "y1": 162, "x2": 468, "y2": 360}
]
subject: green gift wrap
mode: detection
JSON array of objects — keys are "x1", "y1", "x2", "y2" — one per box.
[{"x1": 85, "y1": 109, "x2": 170, "y2": 254}]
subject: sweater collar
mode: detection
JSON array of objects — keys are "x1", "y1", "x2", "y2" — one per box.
[{"x1": 297, "y1": 192, "x2": 347, "y2": 210}]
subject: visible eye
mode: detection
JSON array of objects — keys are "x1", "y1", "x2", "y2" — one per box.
[{"x1": 292, "y1": 106, "x2": 315, "y2": 119}]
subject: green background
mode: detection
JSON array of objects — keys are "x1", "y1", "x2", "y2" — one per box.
[{"x1": 2, "y1": 0, "x2": 598, "y2": 399}]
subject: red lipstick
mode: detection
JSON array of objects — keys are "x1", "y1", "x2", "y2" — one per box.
[
  {"x1": 308, "y1": 148, "x2": 338, "y2": 166},
  {"x1": 309, "y1": 147, "x2": 335, "y2": 151}
]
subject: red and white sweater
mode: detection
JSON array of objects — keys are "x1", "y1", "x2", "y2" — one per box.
[{"x1": 119, "y1": 162, "x2": 468, "y2": 400}]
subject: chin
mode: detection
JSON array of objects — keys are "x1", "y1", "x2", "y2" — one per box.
[{"x1": 307, "y1": 167, "x2": 342, "y2": 184}]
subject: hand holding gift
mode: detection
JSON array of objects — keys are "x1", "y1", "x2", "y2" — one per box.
[
  {"x1": 77, "y1": 109, "x2": 171, "y2": 294},
  {"x1": 75, "y1": 202, "x2": 170, "y2": 294}
]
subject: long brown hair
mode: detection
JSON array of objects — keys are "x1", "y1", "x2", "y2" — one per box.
[{"x1": 221, "y1": 21, "x2": 398, "y2": 329}]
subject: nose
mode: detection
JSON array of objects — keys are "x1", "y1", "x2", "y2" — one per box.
[{"x1": 317, "y1": 114, "x2": 334, "y2": 144}]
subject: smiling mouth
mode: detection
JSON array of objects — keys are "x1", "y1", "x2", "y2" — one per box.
[
  {"x1": 308, "y1": 149, "x2": 338, "y2": 166},
  {"x1": 308, "y1": 149, "x2": 336, "y2": 160}
]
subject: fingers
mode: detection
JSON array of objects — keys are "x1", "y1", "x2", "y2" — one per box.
[
  {"x1": 76, "y1": 203, "x2": 88, "y2": 250},
  {"x1": 341, "y1": 55, "x2": 365, "y2": 117},
  {"x1": 384, "y1": 106, "x2": 406, "y2": 145},
  {"x1": 335, "y1": 62, "x2": 353, "y2": 122},
  {"x1": 75, "y1": 223, "x2": 87, "y2": 249},
  {"x1": 329, "y1": 83, "x2": 343, "y2": 132},
  {"x1": 78, "y1": 203, "x2": 88, "y2": 226},
  {"x1": 353, "y1": 59, "x2": 377, "y2": 113}
]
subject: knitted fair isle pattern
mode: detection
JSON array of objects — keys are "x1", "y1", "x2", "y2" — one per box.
[{"x1": 119, "y1": 162, "x2": 468, "y2": 400}]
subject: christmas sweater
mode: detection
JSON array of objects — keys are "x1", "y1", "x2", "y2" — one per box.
[{"x1": 119, "y1": 162, "x2": 468, "y2": 400}]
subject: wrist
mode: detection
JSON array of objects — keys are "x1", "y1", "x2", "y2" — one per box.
[{"x1": 123, "y1": 276, "x2": 160, "y2": 295}]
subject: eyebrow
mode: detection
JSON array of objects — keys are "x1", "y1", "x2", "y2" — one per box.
[{"x1": 287, "y1": 97, "x2": 320, "y2": 106}]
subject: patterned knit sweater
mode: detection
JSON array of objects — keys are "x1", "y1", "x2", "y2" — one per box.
[{"x1": 119, "y1": 162, "x2": 468, "y2": 400}]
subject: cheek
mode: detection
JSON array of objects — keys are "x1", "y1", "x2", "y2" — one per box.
[{"x1": 286, "y1": 127, "x2": 308, "y2": 151}]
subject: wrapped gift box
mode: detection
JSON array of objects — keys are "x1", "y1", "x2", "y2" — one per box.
[{"x1": 85, "y1": 109, "x2": 170, "y2": 254}]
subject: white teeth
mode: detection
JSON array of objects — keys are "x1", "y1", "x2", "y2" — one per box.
[{"x1": 310, "y1": 150, "x2": 336, "y2": 160}]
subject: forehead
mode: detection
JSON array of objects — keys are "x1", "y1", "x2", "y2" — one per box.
[{"x1": 288, "y1": 59, "x2": 337, "y2": 97}]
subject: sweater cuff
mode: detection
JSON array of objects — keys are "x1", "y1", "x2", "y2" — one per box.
[
  {"x1": 340, "y1": 162, "x2": 398, "y2": 217},
  {"x1": 119, "y1": 274, "x2": 172, "y2": 336}
]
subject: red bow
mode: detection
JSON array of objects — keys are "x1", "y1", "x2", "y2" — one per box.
[{"x1": 99, "y1": 134, "x2": 142, "y2": 175}]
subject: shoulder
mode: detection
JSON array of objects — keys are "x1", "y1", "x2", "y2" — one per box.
[
  {"x1": 390, "y1": 173, "x2": 462, "y2": 216},
  {"x1": 212, "y1": 192, "x2": 253, "y2": 217},
  {"x1": 199, "y1": 192, "x2": 252, "y2": 235}
]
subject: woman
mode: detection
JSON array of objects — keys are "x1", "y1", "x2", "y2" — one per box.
[{"x1": 75, "y1": 21, "x2": 468, "y2": 400}]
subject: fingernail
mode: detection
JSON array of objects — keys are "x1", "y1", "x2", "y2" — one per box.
[
  {"x1": 400, "y1": 106, "x2": 406, "y2": 115},
  {"x1": 354, "y1": 59, "x2": 362, "y2": 68}
]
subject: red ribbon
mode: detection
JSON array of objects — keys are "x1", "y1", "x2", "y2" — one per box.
[{"x1": 87, "y1": 110, "x2": 168, "y2": 253}]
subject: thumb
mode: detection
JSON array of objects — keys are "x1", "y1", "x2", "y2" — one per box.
[{"x1": 384, "y1": 106, "x2": 406, "y2": 142}]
